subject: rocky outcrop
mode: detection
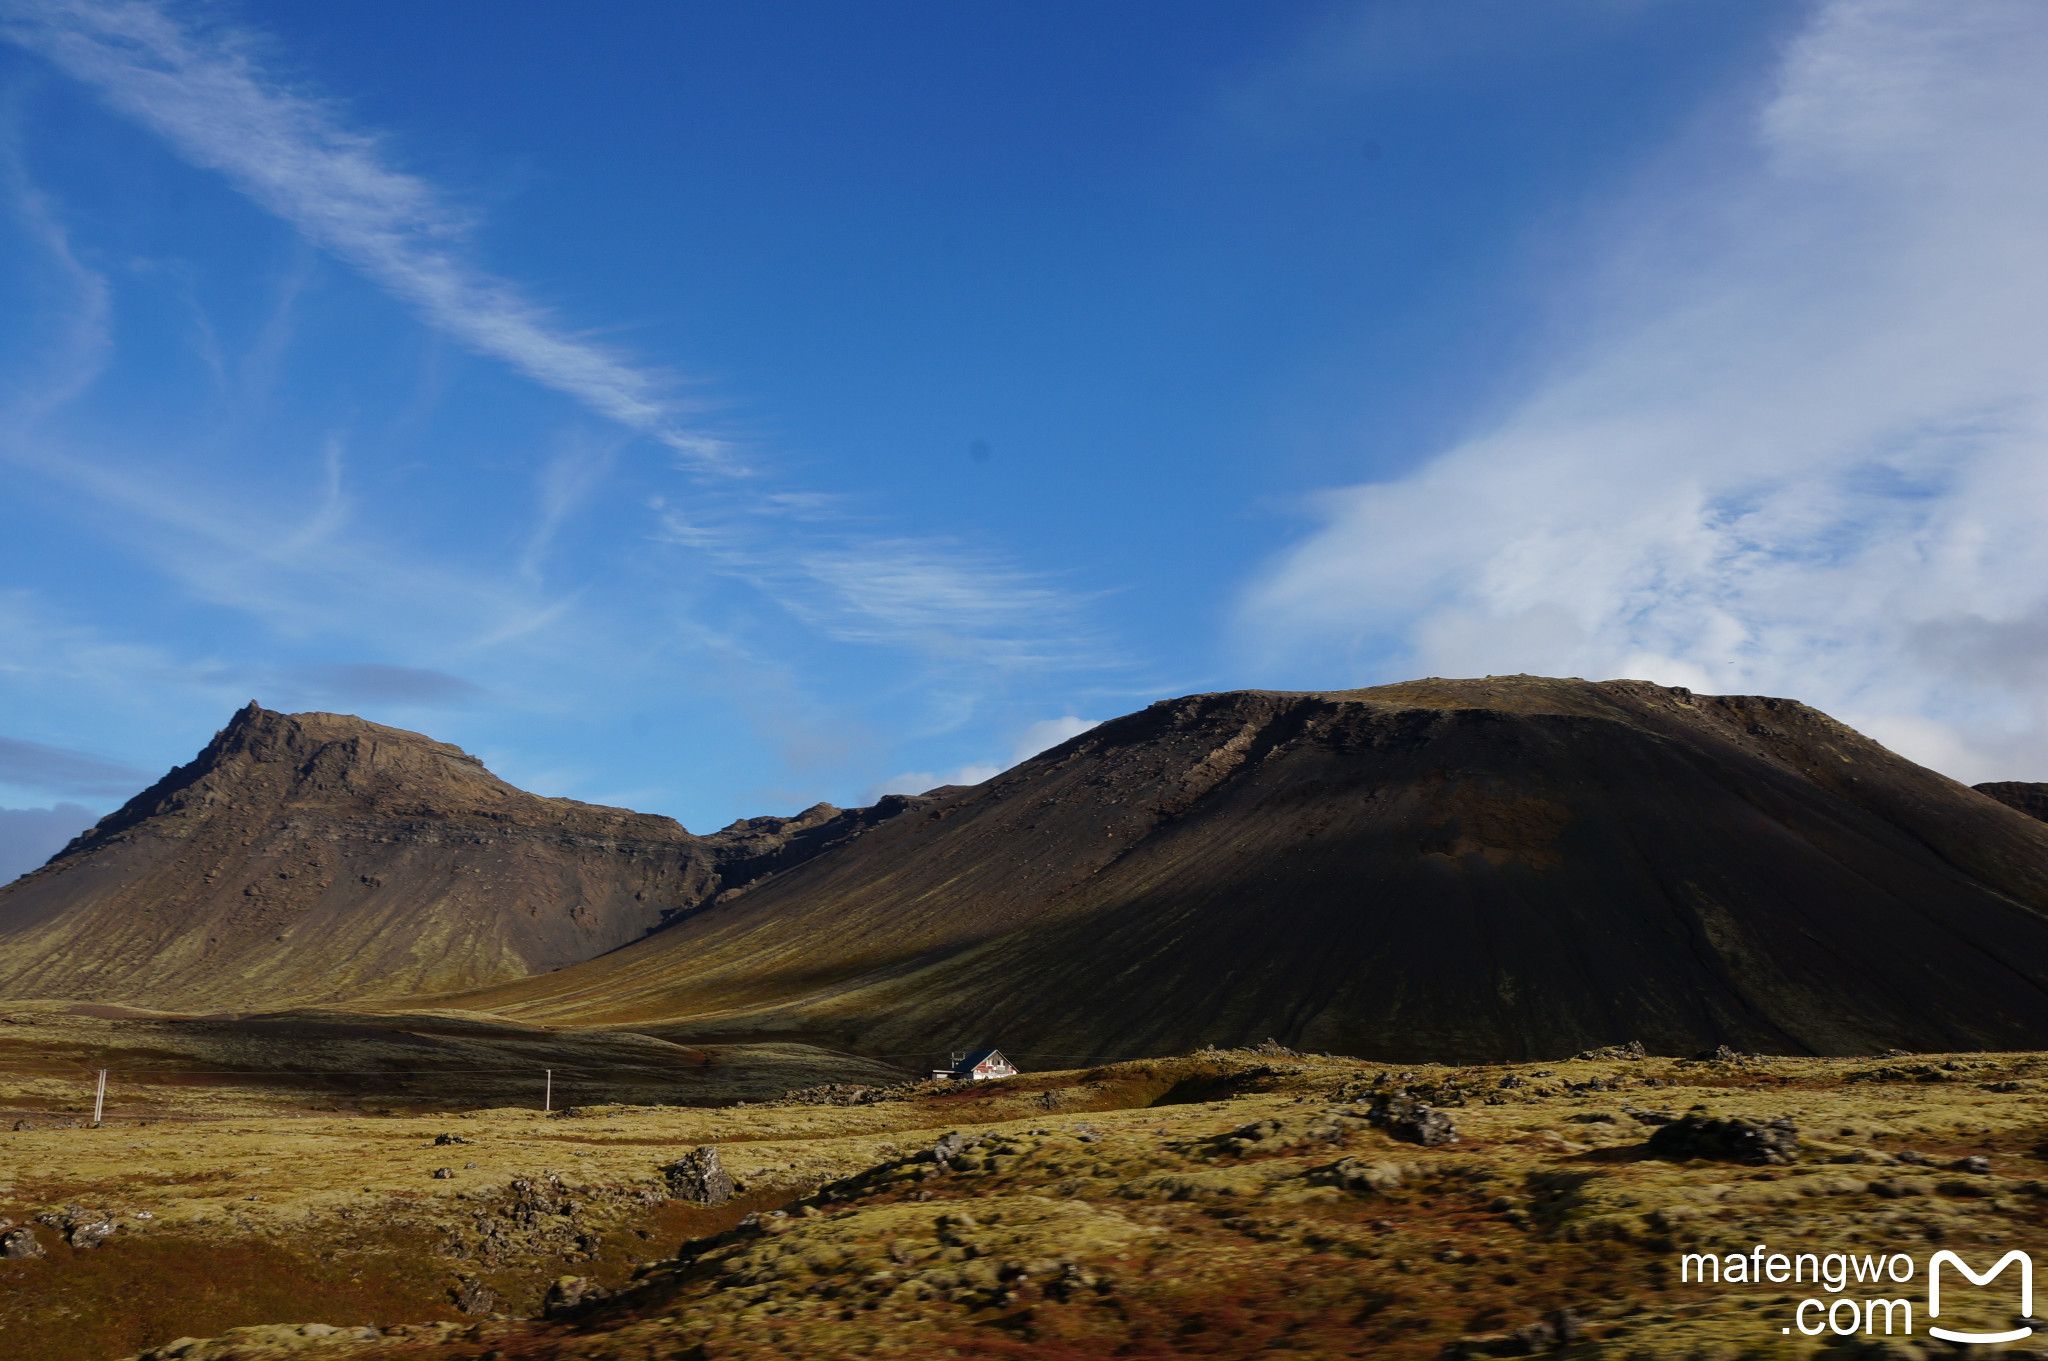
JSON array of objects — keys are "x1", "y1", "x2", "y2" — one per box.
[
  {"x1": 661, "y1": 1146, "x2": 736, "y2": 1204},
  {"x1": 686, "y1": 793, "x2": 947, "y2": 917},
  {"x1": 1366, "y1": 1095, "x2": 1459, "y2": 1147},
  {"x1": 1645, "y1": 1113, "x2": 1801, "y2": 1165},
  {"x1": 0, "y1": 1226, "x2": 43, "y2": 1258}
]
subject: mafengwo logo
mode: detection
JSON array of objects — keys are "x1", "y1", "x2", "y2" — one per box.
[{"x1": 1681, "y1": 1245, "x2": 2036, "y2": 1342}]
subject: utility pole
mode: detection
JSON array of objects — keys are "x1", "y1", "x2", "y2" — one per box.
[
  {"x1": 544, "y1": 1069, "x2": 552, "y2": 1114},
  {"x1": 92, "y1": 1069, "x2": 106, "y2": 1127}
]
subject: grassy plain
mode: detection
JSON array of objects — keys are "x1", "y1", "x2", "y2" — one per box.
[{"x1": 8, "y1": 1008, "x2": 2048, "y2": 1361}]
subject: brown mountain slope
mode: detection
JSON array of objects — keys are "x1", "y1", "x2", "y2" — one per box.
[
  {"x1": 0, "y1": 705, "x2": 899, "y2": 1011},
  {"x1": 1977, "y1": 781, "x2": 2048, "y2": 823},
  {"x1": 458, "y1": 676, "x2": 2048, "y2": 1062}
]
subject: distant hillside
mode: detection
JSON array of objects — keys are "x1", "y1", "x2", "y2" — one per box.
[
  {"x1": 459, "y1": 677, "x2": 2048, "y2": 1062},
  {"x1": 1976, "y1": 781, "x2": 2048, "y2": 823},
  {"x1": 0, "y1": 705, "x2": 899, "y2": 1009}
]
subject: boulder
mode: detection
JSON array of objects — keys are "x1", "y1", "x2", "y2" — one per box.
[
  {"x1": 1646, "y1": 1114, "x2": 1799, "y2": 1165},
  {"x1": 451, "y1": 1279, "x2": 495, "y2": 1316},
  {"x1": 1369, "y1": 1094, "x2": 1459, "y2": 1147},
  {"x1": 67, "y1": 1216, "x2": 116, "y2": 1250},
  {"x1": 1575, "y1": 1041, "x2": 1647, "y2": 1061},
  {"x1": 662, "y1": 1146, "x2": 735, "y2": 1205},
  {"x1": 543, "y1": 1275, "x2": 610, "y2": 1316}
]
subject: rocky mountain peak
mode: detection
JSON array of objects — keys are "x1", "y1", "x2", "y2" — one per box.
[
  {"x1": 0, "y1": 706, "x2": 716, "y2": 1008},
  {"x1": 48, "y1": 703, "x2": 523, "y2": 866}
]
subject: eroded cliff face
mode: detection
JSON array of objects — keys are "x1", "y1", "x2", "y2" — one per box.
[
  {"x1": 468, "y1": 676, "x2": 2048, "y2": 1062},
  {"x1": 0, "y1": 704, "x2": 725, "y2": 1009}
]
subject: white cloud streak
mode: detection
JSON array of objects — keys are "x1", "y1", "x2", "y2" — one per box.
[
  {"x1": 867, "y1": 763, "x2": 1001, "y2": 800},
  {"x1": 656, "y1": 503, "x2": 1113, "y2": 675},
  {"x1": 1011, "y1": 715, "x2": 1098, "y2": 763},
  {"x1": 0, "y1": 0, "x2": 728, "y2": 466},
  {"x1": 1239, "y1": 0, "x2": 2048, "y2": 784},
  {"x1": 0, "y1": 0, "x2": 1114, "y2": 756},
  {"x1": 0, "y1": 130, "x2": 110, "y2": 420},
  {"x1": 864, "y1": 715, "x2": 1099, "y2": 804}
]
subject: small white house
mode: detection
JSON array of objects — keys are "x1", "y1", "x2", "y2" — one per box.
[{"x1": 931, "y1": 1048, "x2": 1017, "y2": 1082}]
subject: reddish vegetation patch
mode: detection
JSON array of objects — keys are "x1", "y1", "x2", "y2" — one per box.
[
  {"x1": 0, "y1": 1232, "x2": 465, "y2": 1361},
  {"x1": 906, "y1": 1262, "x2": 1409, "y2": 1359},
  {"x1": 638, "y1": 1186, "x2": 805, "y2": 1254},
  {"x1": 0, "y1": 1181, "x2": 814, "y2": 1361}
]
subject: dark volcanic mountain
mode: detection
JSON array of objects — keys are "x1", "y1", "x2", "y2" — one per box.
[
  {"x1": 16, "y1": 679, "x2": 2048, "y2": 1063},
  {"x1": 463, "y1": 677, "x2": 2048, "y2": 1062},
  {"x1": 0, "y1": 705, "x2": 893, "y2": 1009},
  {"x1": 1976, "y1": 782, "x2": 2048, "y2": 823}
]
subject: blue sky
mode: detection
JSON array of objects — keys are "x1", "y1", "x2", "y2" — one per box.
[{"x1": 5, "y1": 0, "x2": 2048, "y2": 880}]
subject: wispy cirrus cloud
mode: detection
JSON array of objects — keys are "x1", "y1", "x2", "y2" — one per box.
[
  {"x1": 0, "y1": 128, "x2": 110, "y2": 421},
  {"x1": 0, "y1": 734, "x2": 149, "y2": 796},
  {"x1": 0, "y1": 0, "x2": 1108, "y2": 708},
  {"x1": 0, "y1": 0, "x2": 1127, "y2": 824},
  {"x1": 209, "y1": 662, "x2": 487, "y2": 709},
  {"x1": 656, "y1": 502, "x2": 1111, "y2": 674},
  {"x1": 0, "y1": 0, "x2": 728, "y2": 466},
  {"x1": 1238, "y1": 0, "x2": 2048, "y2": 784}
]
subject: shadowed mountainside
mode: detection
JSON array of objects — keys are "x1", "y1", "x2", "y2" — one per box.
[
  {"x1": 459, "y1": 676, "x2": 2048, "y2": 1063},
  {"x1": 13, "y1": 679, "x2": 2048, "y2": 1064},
  {"x1": 0, "y1": 705, "x2": 902, "y2": 1010},
  {"x1": 1977, "y1": 781, "x2": 2048, "y2": 823}
]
